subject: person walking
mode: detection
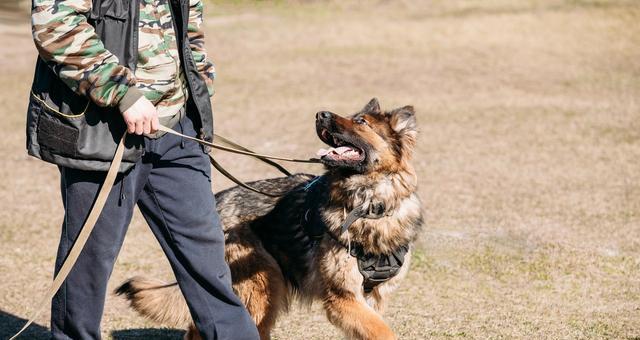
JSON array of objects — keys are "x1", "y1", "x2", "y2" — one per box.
[{"x1": 27, "y1": 0, "x2": 259, "y2": 339}]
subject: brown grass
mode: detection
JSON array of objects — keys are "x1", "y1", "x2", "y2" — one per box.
[{"x1": 1, "y1": 0, "x2": 639, "y2": 339}]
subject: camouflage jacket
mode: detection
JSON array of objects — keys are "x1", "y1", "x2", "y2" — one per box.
[
  {"x1": 31, "y1": 0, "x2": 215, "y2": 113},
  {"x1": 27, "y1": 0, "x2": 216, "y2": 172}
]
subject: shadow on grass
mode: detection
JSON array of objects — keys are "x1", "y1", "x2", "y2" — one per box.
[
  {"x1": 0, "y1": 310, "x2": 184, "y2": 340},
  {"x1": 111, "y1": 328, "x2": 185, "y2": 339},
  {"x1": 0, "y1": 310, "x2": 49, "y2": 339}
]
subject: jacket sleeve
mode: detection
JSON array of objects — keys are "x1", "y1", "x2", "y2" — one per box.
[
  {"x1": 31, "y1": 0, "x2": 142, "y2": 111},
  {"x1": 187, "y1": 0, "x2": 216, "y2": 97}
]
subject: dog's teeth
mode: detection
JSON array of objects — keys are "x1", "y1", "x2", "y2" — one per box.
[{"x1": 321, "y1": 129, "x2": 329, "y2": 140}]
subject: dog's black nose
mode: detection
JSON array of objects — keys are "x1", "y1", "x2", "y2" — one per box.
[{"x1": 316, "y1": 111, "x2": 332, "y2": 120}]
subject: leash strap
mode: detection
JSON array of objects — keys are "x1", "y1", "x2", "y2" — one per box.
[
  {"x1": 10, "y1": 133, "x2": 127, "y2": 340},
  {"x1": 212, "y1": 133, "x2": 292, "y2": 176},
  {"x1": 157, "y1": 124, "x2": 321, "y2": 164},
  {"x1": 160, "y1": 123, "x2": 307, "y2": 196},
  {"x1": 208, "y1": 155, "x2": 290, "y2": 197}
]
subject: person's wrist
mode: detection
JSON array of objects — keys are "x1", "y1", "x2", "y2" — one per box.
[{"x1": 118, "y1": 87, "x2": 145, "y2": 113}]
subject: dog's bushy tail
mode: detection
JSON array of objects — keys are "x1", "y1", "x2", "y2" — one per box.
[{"x1": 115, "y1": 276, "x2": 191, "y2": 327}]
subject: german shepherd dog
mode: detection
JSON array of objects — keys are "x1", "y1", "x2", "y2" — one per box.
[{"x1": 116, "y1": 98, "x2": 424, "y2": 340}]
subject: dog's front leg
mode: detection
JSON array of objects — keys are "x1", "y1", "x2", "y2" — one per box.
[{"x1": 323, "y1": 292, "x2": 396, "y2": 340}]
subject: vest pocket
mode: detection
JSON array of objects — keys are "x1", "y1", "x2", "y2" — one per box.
[
  {"x1": 28, "y1": 59, "x2": 144, "y2": 170},
  {"x1": 31, "y1": 90, "x2": 88, "y2": 118},
  {"x1": 30, "y1": 91, "x2": 89, "y2": 158},
  {"x1": 28, "y1": 87, "x2": 144, "y2": 170},
  {"x1": 36, "y1": 106, "x2": 81, "y2": 158}
]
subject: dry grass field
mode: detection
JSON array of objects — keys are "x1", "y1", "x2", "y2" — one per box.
[{"x1": 1, "y1": 0, "x2": 639, "y2": 339}]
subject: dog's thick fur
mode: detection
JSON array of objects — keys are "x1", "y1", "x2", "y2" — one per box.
[{"x1": 116, "y1": 99, "x2": 423, "y2": 340}]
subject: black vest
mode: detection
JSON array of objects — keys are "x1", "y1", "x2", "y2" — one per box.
[{"x1": 26, "y1": 0, "x2": 214, "y2": 172}]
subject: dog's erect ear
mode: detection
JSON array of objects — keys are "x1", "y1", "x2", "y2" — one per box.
[
  {"x1": 389, "y1": 105, "x2": 417, "y2": 147},
  {"x1": 362, "y1": 98, "x2": 381, "y2": 115},
  {"x1": 390, "y1": 106, "x2": 417, "y2": 133}
]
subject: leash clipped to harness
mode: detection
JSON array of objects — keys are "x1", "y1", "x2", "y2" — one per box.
[{"x1": 10, "y1": 125, "x2": 322, "y2": 339}]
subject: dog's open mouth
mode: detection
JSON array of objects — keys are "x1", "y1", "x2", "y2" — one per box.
[{"x1": 316, "y1": 128, "x2": 366, "y2": 163}]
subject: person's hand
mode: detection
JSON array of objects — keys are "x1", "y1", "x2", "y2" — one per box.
[{"x1": 121, "y1": 96, "x2": 159, "y2": 135}]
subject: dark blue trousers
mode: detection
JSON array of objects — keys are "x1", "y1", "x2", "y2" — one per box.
[{"x1": 51, "y1": 115, "x2": 259, "y2": 340}]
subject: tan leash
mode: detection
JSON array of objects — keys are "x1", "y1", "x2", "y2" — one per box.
[
  {"x1": 10, "y1": 125, "x2": 321, "y2": 339},
  {"x1": 208, "y1": 156, "x2": 291, "y2": 197},
  {"x1": 212, "y1": 133, "x2": 292, "y2": 177},
  {"x1": 160, "y1": 124, "x2": 320, "y2": 197},
  {"x1": 157, "y1": 125, "x2": 321, "y2": 164},
  {"x1": 10, "y1": 134, "x2": 127, "y2": 340}
]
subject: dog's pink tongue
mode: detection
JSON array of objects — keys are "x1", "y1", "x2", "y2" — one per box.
[
  {"x1": 333, "y1": 146, "x2": 352, "y2": 154},
  {"x1": 317, "y1": 148, "x2": 330, "y2": 157},
  {"x1": 317, "y1": 146, "x2": 352, "y2": 157}
]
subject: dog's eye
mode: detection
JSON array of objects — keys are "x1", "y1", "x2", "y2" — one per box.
[{"x1": 354, "y1": 117, "x2": 368, "y2": 126}]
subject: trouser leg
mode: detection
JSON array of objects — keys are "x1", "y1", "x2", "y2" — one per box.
[
  {"x1": 51, "y1": 164, "x2": 148, "y2": 340},
  {"x1": 136, "y1": 116, "x2": 259, "y2": 340}
]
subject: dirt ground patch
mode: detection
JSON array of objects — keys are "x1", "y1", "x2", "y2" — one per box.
[{"x1": 1, "y1": 0, "x2": 639, "y2": 339}]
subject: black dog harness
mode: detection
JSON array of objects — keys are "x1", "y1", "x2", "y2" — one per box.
[
  {"x1": 302, "y1": 176, "x2": 409, "y2": 294},
  {"x1": 350, "y1": 243, "x2": 409, "y2": 294}
]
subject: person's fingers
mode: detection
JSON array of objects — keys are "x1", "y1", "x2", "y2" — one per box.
[
  {"x1": 143, "y1": 119, "x2": 151, "y2": 134},
  {"x1": 126, "y1": 121, "x2": 136, "y2": 134},
  {"x1": 135, "y1": 120, "x2": 144, "y2": 135},
  {"x1": 150, "y1": 116, "x2": 160, "y2": 133}
]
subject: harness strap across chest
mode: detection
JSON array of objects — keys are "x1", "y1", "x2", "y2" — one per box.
[
  {"x1": 302, "y1": 176, "x2": 409, "y2": 294},
  {"x1": 325, "y1": 225, "x2": 409, "y2": 294}
]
